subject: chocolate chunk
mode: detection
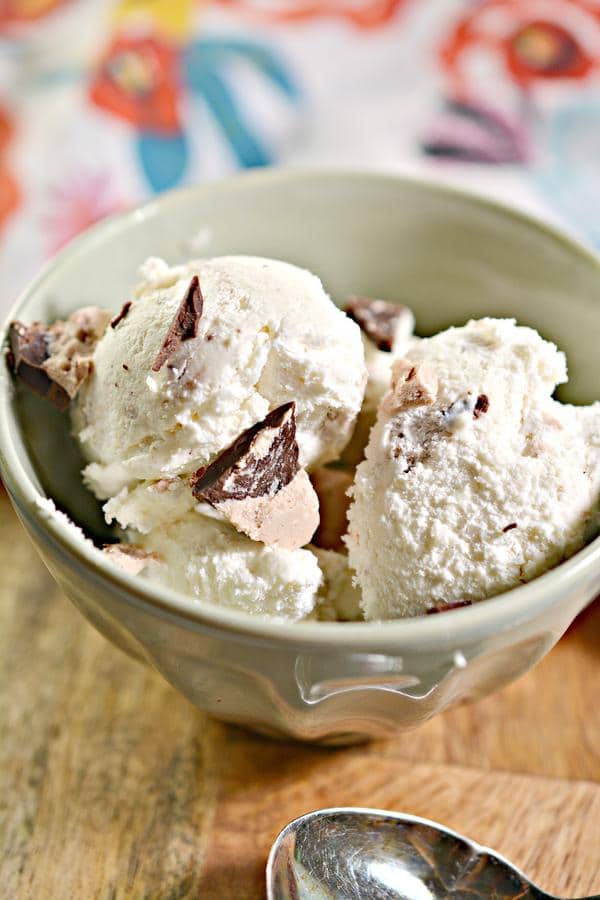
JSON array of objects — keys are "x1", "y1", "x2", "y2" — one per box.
[
  {"x1": 345, "y1": 296, "x2": 411, "y2": 351},
  {"x1": 7, "y1": 321, "x2": 70, "y2": 410},
  {"x1": 385, "y1": 358, "x2": 438, "y2": 414},
  {"x1": 191, "y1": 401, "x2": 299, "y2": 503},
  {"x1": 216, "y1": 469, "x2": 319, "y2": 550},
  {"x1": 44, "y1": 307, "x2": 111, "y2": 399},
  {"x1": 427, "y1": 600, "x2": 472, "y2": 614},
  {"x1": 152, "y1": 275, "x2": 203, "y2": 372},
  {"x1": 191, "y1": 402, "x2": 320, "y2": 549},
  {"x1": 111, "y1": 300, "x2": 132, "y2": 329},
  {"x1": 8, "y1": 308, "x2": 111, "y2": 409},
  {"x1": 502, "y1": 522, "x2": 518, "y2": 533},
  {"x1": 473, "y1": 394, "x2": 489, "y2": 418}
]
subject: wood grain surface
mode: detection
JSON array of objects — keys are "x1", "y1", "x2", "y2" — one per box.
[{"x1": 1, "y1": 487, "x2": 598, "y2": 900}]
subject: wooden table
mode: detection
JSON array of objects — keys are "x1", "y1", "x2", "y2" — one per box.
[{"x1": 1, "y1": 486, "x2": 599, "y2": 899}]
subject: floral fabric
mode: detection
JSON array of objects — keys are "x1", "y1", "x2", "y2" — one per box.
[{"x1": 1, "y1": 0, "x2": 599, "y2": 314}]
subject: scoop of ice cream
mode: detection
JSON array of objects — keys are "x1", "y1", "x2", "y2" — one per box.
[
  {"x1": 346, "y1": 318, "x2": 600, "y2": 619},
  {"x1": 135, "y1": 509, "x2": 323, "y2": 621},
  {"x1": 72, "y1": 256, "x2": 366, "y2": 527}
]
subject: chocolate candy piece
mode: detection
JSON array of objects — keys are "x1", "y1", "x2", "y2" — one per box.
[
  {"x1": 8, "y1": 321, "x2": 70, "y2": 410},
  {"x1": 8, "y1": 307, "x2": 111, "y2": 409},
  {"x1": 345, "y1": 296, "x2": 412, "y2": 352},
  {"x1": 214, "y1": 470, "x2": 320, "y2": 550},
  {"x1": 152, "y1": 275, "x2": 203, "y2": 372},
  {"x1": 385, "y1": 358, "x2": 439, "y2": 414},
  {"x1": 191, "y1": 402, "x2": 299, "y2": 503},
  {"x1": 191, "y1": 402, "x2": 319, "y2": 550}
]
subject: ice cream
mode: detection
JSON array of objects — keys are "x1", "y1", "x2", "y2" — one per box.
[
  {"x1": 346, "y1": 318, "x2": 600, "y2": 619},
  {"x1": 8, "y1": 261, "x2": 600, "y2": 626},
  {"x1": 8, "y1": 254, "x2": 368, "y2": 621},
  {"x1": 72, "y1": 255, "x2": 366, "y2": 538},
  {"x1": 133, "y1": 510, "x2": 323, "y2": 621},
  {"x1": 311, "y1": 547, "x2": 362, "y2": 621}
]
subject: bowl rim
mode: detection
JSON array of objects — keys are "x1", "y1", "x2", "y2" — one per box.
[{"x1": 1, "y1": 166, "x2": 599, "y2": 648}]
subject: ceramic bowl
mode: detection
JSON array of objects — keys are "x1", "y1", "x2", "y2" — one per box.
[{"x1": 1, "y1": 170, "x2": 599, "y2": 743}]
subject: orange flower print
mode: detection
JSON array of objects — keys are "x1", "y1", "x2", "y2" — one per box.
[
  {"x1": 0, "y1": 0, "x2": 70, "y2": 30},
  {"x1": 0, "y1": 165, "x2": 19, "y2": 232},
  {"x1": 0, "y1": 106, "x2": 20, "y2": 234},
  {"x1": 216, "y1": 0, "x2": 407, "y2": 29},
  {"x1": 441, "y1": 0, "x2": 600, "y2": 94}
]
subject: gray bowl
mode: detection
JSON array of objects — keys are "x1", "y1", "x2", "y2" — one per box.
[{"x1": 1, "y1": 170, "x2": 599, "y2": 743}]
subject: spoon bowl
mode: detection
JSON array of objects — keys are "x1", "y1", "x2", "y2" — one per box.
[{"x1": 266, "y1": 808, "x2": 599, "y2": 900}]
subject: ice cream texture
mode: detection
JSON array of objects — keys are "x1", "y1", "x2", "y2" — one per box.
[
  {"x1": 8, "y1": 259, "x2": 600, "y2": 624},
  {"x1": 67, "y1": 254, "x2": 366, "y2": 620},
  {"x1": 72, "y1": 255, "x2": 367, "y2": 533},
  {"x1": 135, "y1": 511, "x2": 324, "y2": 621},
  {"x1": 346, "y1": 318, "x2": 600, "y2": 619}
]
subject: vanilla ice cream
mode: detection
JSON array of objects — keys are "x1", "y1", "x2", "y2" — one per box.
[
  {"x1": 135, "y1": 509, "x2": 323, "y2": 621},
  {"x1": 311, "y1": 548, "x2": 362, "y2": 621},
  {"x1": 72, "y1": 256, "x2": 366, "y2": 532},
  {"x1": 347, "y1": 318, "x2": 600, "y2": 619},
  {"x1": 9, "y1": 267, "x2": 600, "y2": 625}
]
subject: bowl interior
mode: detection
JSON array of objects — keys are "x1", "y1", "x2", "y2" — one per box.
[{"x1": 3, "y1": 170, "x2": 600, "y2": 564}]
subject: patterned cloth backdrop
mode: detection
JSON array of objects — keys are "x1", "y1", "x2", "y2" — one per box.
[{"x1": 2, "y1": 0, "x2": 600, "y2": 315}]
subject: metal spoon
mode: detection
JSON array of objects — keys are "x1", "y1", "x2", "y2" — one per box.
[{"x1": 266, "y1": 808, "x2": 599, "y2": 900}]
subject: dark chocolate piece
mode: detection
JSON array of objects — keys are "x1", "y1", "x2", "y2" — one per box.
[
  {"x1": 345, "y1": 295, "x2": 409, "y2": 352},
  {"x1": 502, "y1": 522, "x2": 518, "y2": 533},
  {"x1": 111, "y1": 300, "x2": 132, "y2": 329},
  {"x1": 7, "y1": 321, "x2": 70, "y2": 411},
  {"x1": 190, "y1": 401, "x2": 299, "y2": 504},
  {"x1": 427, "y1": 600, "x2": 472, "y2": 615},
  {"x1": 473, "y1": 394, "x2": 490, "y2": 418},
  {"x1": 152, "y1": 275, "x2": 203, "y2": 372}
]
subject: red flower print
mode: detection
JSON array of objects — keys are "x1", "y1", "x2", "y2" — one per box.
[
  {"x1": 440, "y1": 0, "x2": 600, "y2": 94},
  {"x1": 507, "y1": 19, "x2": 593, "y2": 83},
  {"x1": 216, "y1": 0, "x2": 407, "y2": 29},
  {"x1": 89, "y1": 35, "x2": 181, "y2": 134}
]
